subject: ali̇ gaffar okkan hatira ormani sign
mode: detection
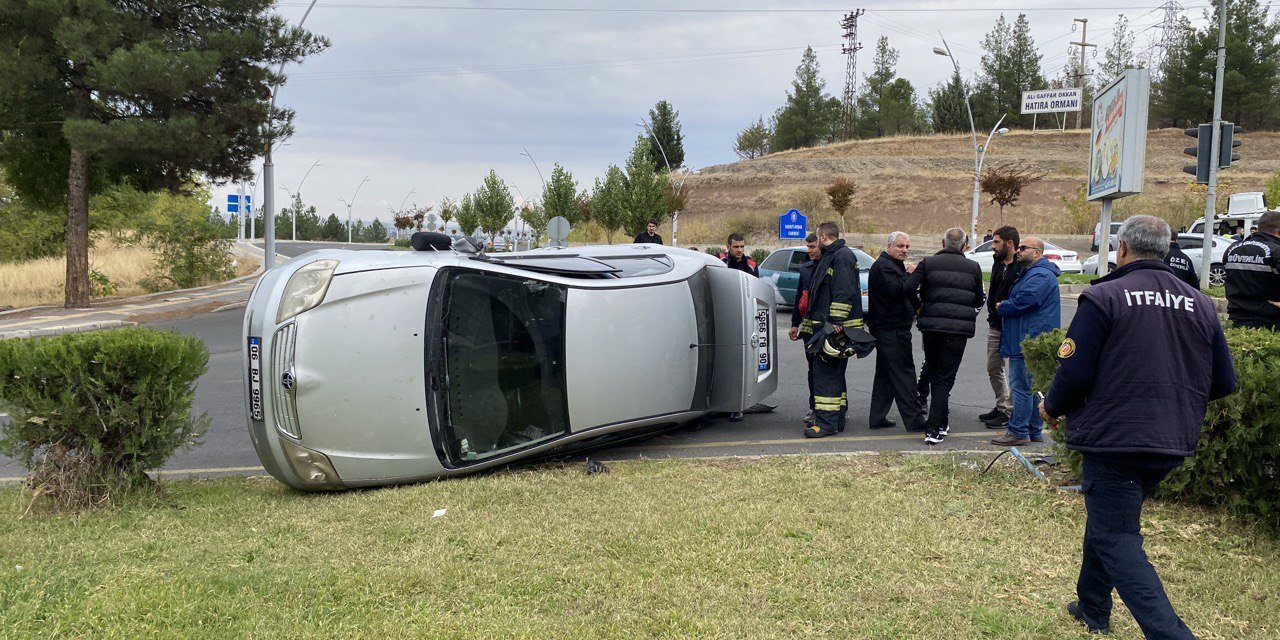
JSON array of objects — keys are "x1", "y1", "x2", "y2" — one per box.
[{"x1": 1020, "y1": 88, "x2": 1083, "y2": 114}]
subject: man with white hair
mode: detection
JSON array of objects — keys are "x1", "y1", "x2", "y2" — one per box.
[
  {"x1": 904, "y1": 228, "x2": 985, "y2": 444},
  {"x1": 866, "y1": 231, "x2": 926, "y2": 431},
  {"x1": 1042, "y1": 214, "x2": 1236, "y2": 638}
]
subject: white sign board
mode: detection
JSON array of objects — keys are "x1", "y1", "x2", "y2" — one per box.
[
  {"x1": 1087, "y1": 68, "x2": 1150, "y2": 201},
  {"x1": 1020, "y1": 88, "x2": 1083, "y2": 114}
]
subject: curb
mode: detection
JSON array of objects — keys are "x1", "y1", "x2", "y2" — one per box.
[{"x1": 0, "y1": 320, "x2": 136, "y2": 341}]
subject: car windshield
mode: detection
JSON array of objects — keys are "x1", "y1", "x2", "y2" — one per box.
[{"x1": 438, "y1": 270, "x2": 569, "y2": 464}]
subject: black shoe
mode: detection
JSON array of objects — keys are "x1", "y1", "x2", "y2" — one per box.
[
  {"x1": 868, "y1": 419, "x2": 897, "y2": 430},
  {"x1": 1066, "y1": 601, "x2": 1110, "y2": 634},
  {"x1": 729, "y1": 411, "x2": 744, "y2": 422},
  {"x1": 804, "y1": 424, "x2": 835, "y2": 438},
  {"x1": 978, "y1": 407, "x2": 1001, "y2": 421},
  {"x1": 923, "y1": 428, "x2": 946, "y2": 445},
  {"x1": 983, "y1": 410, "x2": 1010, "y2": 429}
]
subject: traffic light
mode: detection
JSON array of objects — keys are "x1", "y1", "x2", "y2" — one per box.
[
  {"x1": 1183, "y1": 123, "x2": 1211, "y2": 184},
  {"x1": 1219, "y1": 122, "x2": 1242, "y2": 169}
]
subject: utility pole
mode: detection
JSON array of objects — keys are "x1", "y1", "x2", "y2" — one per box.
[
  {"x1": 237, "y1": 182, "x2": 246, "y2": 241},
  {"x1": 1070, "y1": 18, "x2": 1095, "y2": 130},
  {"x1": 1200, "y1": 0, "x2": 1228, "y2": 289},
  {"x1": 840, "y1": 10, "x2": 865, "y2": 138}
]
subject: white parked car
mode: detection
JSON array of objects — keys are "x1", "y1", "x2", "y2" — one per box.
[
  {"x1": 242, "y1": 236, "x2": 778, "y2": 490},
  {"x1": 965, "y1": 240, "x2": 1083, "y2": 274},
  {"x1": 1082, "y1": 234, "x2": 1233, "y2": 286}
]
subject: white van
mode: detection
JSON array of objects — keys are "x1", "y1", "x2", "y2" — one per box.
[{"x1": 1189, "y1": 192, "x2": 1273, "y2": 237}]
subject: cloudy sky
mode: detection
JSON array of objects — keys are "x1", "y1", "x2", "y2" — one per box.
[{"x1": 220, "y1": 1, "x2": 1214, "y2": 227}]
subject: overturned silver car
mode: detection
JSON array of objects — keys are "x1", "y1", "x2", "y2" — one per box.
[{"x1": 243, "y1": 237, "x2": 778, "y2": 490}]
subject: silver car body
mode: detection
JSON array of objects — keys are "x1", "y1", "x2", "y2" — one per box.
[{"x1": 242, "y1": 244, "x2": 778, "y2": 490}]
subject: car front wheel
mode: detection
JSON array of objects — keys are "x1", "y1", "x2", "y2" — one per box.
[{"x1": 1209, "y1": 263, "x2": 1226, "y2": 288}]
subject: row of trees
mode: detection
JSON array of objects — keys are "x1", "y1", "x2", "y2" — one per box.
[
  {"x1": 738, "y1": 1, "x2": 1280, "y2": 158},
  {"x1": 220, "y1": 199, "x2": 390, "y2": 244}
]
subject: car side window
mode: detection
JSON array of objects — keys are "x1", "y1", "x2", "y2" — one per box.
[
  {"x1": 787, "y1": 251, "x2": 808, "y2": 272},
  {"x1": 1180, "y1": 237, "x2": 1202, "y2": 250},
  {"x1": 976, "y1": 241, "x2": 993, "y2": 253},
  {"x1": 759, "y1": 251, "x2": 790, "y2": 272}
]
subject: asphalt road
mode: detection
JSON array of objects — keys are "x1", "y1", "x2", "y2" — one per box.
[{"x1": 0, "y1": 241, "x2": 1077, "y2": 481}]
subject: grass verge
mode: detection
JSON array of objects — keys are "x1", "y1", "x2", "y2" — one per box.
[{"x1": 1, "y1": 454, "x2": 1276, "y2": 639}]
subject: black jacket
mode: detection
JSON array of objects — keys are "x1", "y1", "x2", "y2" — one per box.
[
  {"x1": 1045, "y1": 260, "x2": 1236, "y2": 457},
  {"x1": 866, "y1": 251, "x2": 915, "y2": 331},
  {"x1": 1165, "y1": 241, "x2": 1199, "y2": 289},
  {"x1": 1224, "y1": 231, "x2": 1280, "y2": 329},
  {"x1": 634, "y1": 231, "x2": 663, "y2": 245},
  {"x1": 799, "y1": 239, "x2": 863, "y2": 336},
  {"x1": 722, "y1": 254, "x2": 759, "y2": 277},
  {"x1": 905, "y1": 247, "x2": 985, "y2": 337},
  {"x1": 986, "y1": 258, "x2": 1023, "y2": 329}
]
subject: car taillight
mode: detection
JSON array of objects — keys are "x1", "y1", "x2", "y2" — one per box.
[{"x1": 1045, "y1": 253, "x2": 1062, "y2": 261}]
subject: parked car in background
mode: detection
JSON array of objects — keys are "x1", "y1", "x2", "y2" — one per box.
[
  {"x1": 243, "y1": 238, "x2": 778, "y2": 490},
  {"x1": 757, "y1": 245, "x2": 875, "y2": 312},
  {"x1": 1092, "y1": 221, "x2": 1123, "y2": 251},
  {"x1": 1082, "y1": 234, "x2": 1233, "y2": 285},
  {"x1": 965, "y1": 240, "x2": 1083, "y2": 274}
]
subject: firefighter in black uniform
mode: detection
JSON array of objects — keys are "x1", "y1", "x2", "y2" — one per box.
[
  {"x1": 789, "y1": 233, "x2": 821, "y2": 425},
  {"x1": 1224, "y1": 210, "x2": 1280, "y2": 330},
  {"x1": 799, "y1": 221, "x2": 864, "y2": 438},
  {"x1": 1164, "y1": 237, "x2": 1199, "y2": 289}
]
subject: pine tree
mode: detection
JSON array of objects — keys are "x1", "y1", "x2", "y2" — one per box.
[
  {"x1": 1098, "y1": 14, "x2": 1136, "y2": 87},
  {"x1": 366, "y1": 218, "x2": 389, "y2": 243},
  {"x1": 645, "y1": 101, "x2": 685, "y2": 170},
  {"x1": 853, "y1": 37, "x2": 924, "y2": 138},
  {"x1": 1006, "y1": 13, "x2": 1046, "y2": 128},
  {"x1": 771, "y1": 47, "x2": 836, "y2": 151},
  {"x1": 928, "y1": 70, "x2": 972, "y2": 133},
  {"x1": 542, "y1": 163, "x2": 580, "y2": 225},
  {"x1": 973, "y1": 13, "x2": 1045, "y2": 129},
  {"x1": 735, "y1": 117, "x2": 772, "y2": 159},
  {"x1": 321, "y1": 214, "x2": 344, "y2": 241}
]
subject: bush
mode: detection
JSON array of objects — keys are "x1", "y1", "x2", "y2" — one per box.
[
  {"x1": 0, "y1": 328, "x2": 210, "y2": 511},
  {"x1": 751, "y1": 248, "x2": 770, "y2": 264},
  {"x1": 1024, "y1": 327, "x2": 1280, "y2": 532}
]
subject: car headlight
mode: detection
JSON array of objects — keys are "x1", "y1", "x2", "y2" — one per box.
[{"x1": 276, "y1": 259, "x2": 339, "y2": 324}]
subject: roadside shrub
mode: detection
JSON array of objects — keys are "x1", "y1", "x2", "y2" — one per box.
[
  {"x1": 751, "y1": 248, "x2": 770, "y2": 264},
  {"x1": 1024, "y1": 327, "x2": 1280, "y2": 533},
  {"x1": 141, "y1": 198, "x2": 235, "y2": 292},
  {"x1": 0, "y1": 328, "x2": 210, "y2": 512}
]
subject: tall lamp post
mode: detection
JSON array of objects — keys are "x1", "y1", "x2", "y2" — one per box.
[
  {"x1": 261, "y1": 0, "x2": 320, "y2": 269},
  {"x1": 338, "y1": 176, "x2": 371, "y2": 244},
  {"x1": 934, "y1": 38, "x2": 1008, "y2": 243},
  {"x1": 279, "y1": 159, "x2": 321, "y2": 242}
]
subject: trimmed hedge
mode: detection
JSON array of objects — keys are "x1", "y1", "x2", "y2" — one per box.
[
  {"x1": 1024, "y1": 327, "x2": 1280, "y2": 532},
  {"x1": 0, "y1": 328, "x2": 209, "y2": 509}
]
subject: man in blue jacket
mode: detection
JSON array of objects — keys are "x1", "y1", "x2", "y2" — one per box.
[
  {"x1": 1042, "y1": 215, "x2": 1236, "y2": 638},
  {"x1": 991, "y1": 236, "x2": 1060, "y2": 446}
]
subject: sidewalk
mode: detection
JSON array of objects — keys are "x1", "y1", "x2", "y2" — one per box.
[{"x1": 0, "y1": 242, "x2": 278, "y2": 340}]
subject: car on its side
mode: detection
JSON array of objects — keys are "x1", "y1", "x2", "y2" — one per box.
[
  {"x1": 965, "y1": 240, "x2": 1083, "y2": 274},
  {"x1": 243, "y1": 236, "x2": 778, "y2": 491},
  {"x1": 756, "y1": 245, "x2": 875, "y2": 313},
  {"x1": 1083, "y1": 234, "x2": 1234, "y2": 286}
]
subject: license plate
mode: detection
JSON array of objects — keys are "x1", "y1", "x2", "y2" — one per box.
[
  {"x1": 248, "y1": 336, "x2": 264, "y2": 421},
  {"x1": 755, "y1": 309, "x2": 771, "y2": 372}
]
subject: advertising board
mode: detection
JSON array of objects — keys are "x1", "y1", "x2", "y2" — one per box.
[{"x1": 1087, "y1": 68, "x2": 1150, "y2": 201}]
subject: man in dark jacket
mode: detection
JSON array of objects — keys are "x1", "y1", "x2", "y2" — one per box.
[
  {"x1": 789, "y1": 234, "x2": 821, "y2": 425},
  {"x1": 1042, "y1": 215, "x2": 1236, "y2": 639},
  {"x1": 980, "y1": 226, "x2": 1022, "y2": 429},
  {"x1": 866, "y1": 231, "x2": 926, "y2": 431},
  {"x1": 722, "y1": 233, "x2": 759, "y2": 277},
  {"x1": 1164, "y1": 237, "x2": 1199, "y2": 289},
  {"x1": 991, "y1": 236, "x2": 1061, "y2": 447},
  {"x1": 633, "y1": 219, "x2": 663, "y2": 245},
  {"x1": 904, "y1": 228, "x2": 985, "y2": 444},
  {"x1": 1224, "y1": 210, "x2": 1280, "y2": 330},
  {"x1": 800, "y1": 221, "x2": 863, "y2": 438}
]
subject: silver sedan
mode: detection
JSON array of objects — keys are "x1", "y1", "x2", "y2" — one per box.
[{"x1": 242, "y1": 239, "x2": 779, "y2": 490}]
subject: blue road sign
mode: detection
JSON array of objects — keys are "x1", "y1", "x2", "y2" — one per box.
[
  {"x1": 779, "y1": 208, "x2": 807, "y2": 239},
  {"x1": 243, "y1": 195, "x2": 252, "y2": 214},
  {"x1": 227, "y1": 194, "x2": 240, "y2": 213}
]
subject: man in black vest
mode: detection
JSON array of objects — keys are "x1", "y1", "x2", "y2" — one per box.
[
  {"x1": 1224, "y1": 210, "x2": 1280, "y2": 330},
  {"x1": 904, "y1": 227, "x2": 985, "y2": 444},
  {"x1": 1043, "y1": 215, "x2": 1236, "y2": 638},
  {"x1": 866, "y1": 231, "x2": 926, "y2": 431},
  {"x1": 1164, "y1": 236, "x2": 1199, "y2": 289},
  {"x1": 800, "y1": 221, "x2": 863, "y2": 438}
]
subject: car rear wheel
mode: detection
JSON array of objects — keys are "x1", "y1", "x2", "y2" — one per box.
[{"x1": 1209, "y1": 263, "x2": 1226, "y2": 288}]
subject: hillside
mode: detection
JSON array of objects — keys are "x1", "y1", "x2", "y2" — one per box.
[{"x1": 679, "y1": 128, "x2": 1280, "y2": 241}]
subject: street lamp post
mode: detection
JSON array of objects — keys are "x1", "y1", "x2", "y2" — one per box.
[
  {"x1": 279, "y1": 159, "x2": 321, "y2": 242},
  {"x1": 934, "y1": 37, "x2": 1001, "y2": 243},
  {"x1": 338, "y1": 176, "x2": 370, "y2": 244}
]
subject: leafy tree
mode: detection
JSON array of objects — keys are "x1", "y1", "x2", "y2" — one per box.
[
  {"x1": 0, "y1": 0, "x2": 327, "y2": 307},
  {"x1": 771, "y1": 47, "x2": 837, "y2": 151},
  {"x1": 623, "y1": 136, "x2": 668, "y2": 237},
  {"x1": 591, "y1": 166, "x2": 628, "y2": 243},
  {"x1": 973, "y1": 13, "x2": 1045, "y2": 128},
  {"x1": 855, "y1": 37, "x2": 926, "y2": 137},
  {"x1": 1153, "y1": 0, "x2": 1280, "y2": 130},
  {"x1": 575, "y1": 190, "x2": 594, "y2": 224},
  {"x1": 520, "y1": 203, "x2": 547, "y2": 245},
  {"x1": 826, "y1": 179, "x2": 858, "y2": 224},
  {"x1": 139, "y1": 192, "x2": 234, "y2": 291},
  {"x1": 1264, "y1": 171, "x2": 1280, "y2": 210},
  {"x1": 644, "y1": 101, "x2": 685, "y2": 170},
  {"x1": 438, "y1": 198, "x2": 457, "y2": 226},
  {"x1": 928, "y1": 70, "x2": 972, "y2": 134},
  {"x1": 980, "y1": 162, "x2": 1046, "y2": 225},
  {"x1": 320, "y1": 213, "x2": 344, "y2": 241},
  {"x1": 456, "y1": 193, "x2": 480, "y2": 236},
  {"x1": 542, "y1": 163, "x2": 580, "y2": 225},
  {"x1": 473, "y1": 170, "x2": 514, "y2": 241},
  {"x1": 735, "y1": 117, "x2": 772, "y2": 159}
]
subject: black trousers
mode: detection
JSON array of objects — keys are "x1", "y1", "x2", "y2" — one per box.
[
  {"x1": 810, "y1": 355, "x2": 848, "y2": 434},
  {"x1": 1077, "y1": 454, "x2": 1195, "y2": 639},
  {"x1": 868, "y1": 328, "x2": 925, "y2": 429},
  {"x1": 918, "y1": 332, "x2": 967, "y2": 428}
]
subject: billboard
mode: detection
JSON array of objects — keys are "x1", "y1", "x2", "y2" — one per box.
[
  {"x1": 1087, "y1": 68, "x2": 1150, "y2": 201},
  {"x1": 1020, "y1": 88, "x2": 1082, "y2": 114}
]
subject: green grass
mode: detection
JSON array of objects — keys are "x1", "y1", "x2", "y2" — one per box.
[
  {"x1": 1058, "y1": 273, "x2": 1095, "y2": 285},
  {"x1": 2, "y1": 455, "x2": 1278, "y2": 639}
]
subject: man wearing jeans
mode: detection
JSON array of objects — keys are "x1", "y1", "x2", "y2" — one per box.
[
  {"x1": 1042, "y1": 215, "x2": 1236, "y2": 638},
  {"x1": 991, "y1": 236, "x2": 1060, "y2": 447},
  {"x1": 980, "y1": 226, "x2": 1021, "y2": 429}
]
